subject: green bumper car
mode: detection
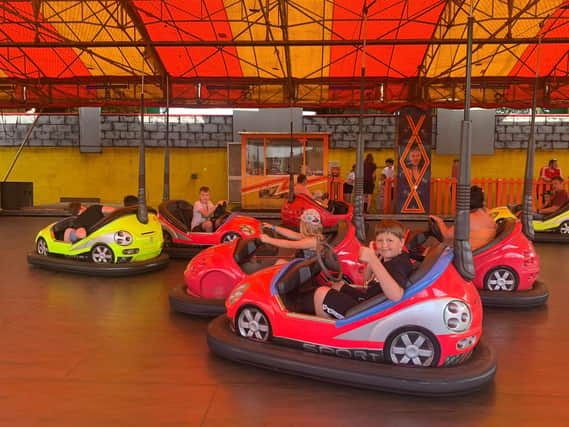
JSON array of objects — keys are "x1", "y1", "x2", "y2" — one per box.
[{"x1": 28, "y1": 206, "x2": 169, "y2": 276}]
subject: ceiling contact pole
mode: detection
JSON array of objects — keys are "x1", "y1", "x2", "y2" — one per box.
[
  {"x1": 521, "y1": 30, "x2": 542, "y2": 240},
  {"x1": 353, "y1": 1, "x2": 374, "y2": 242},
  {"x1": 453, "y1": 5, "x2": 475, "y2": 281},
  {"x1": 163, "y1": 75, "x2": 170, "y2": 201},
  {"x1": 137, "y1": 60, "x2": 148, "y2": 224},
  {"x1": 288, "y1": 107, "x2": 295, "y2": 203}
]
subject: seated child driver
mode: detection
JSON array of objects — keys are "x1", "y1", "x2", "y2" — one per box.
[
  {"x1": 191, "y1": 186, "x2": 226, "y2": 233},
  {"x1": 311, "y1": 220, "x2": 411, "y2": 320},
  {"x1": 260, "y1": 208, "x2": 323, "y2": 263}
]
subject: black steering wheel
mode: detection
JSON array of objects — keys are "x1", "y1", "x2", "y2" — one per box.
[
  {"x1": 327, "y1": 200, "x2": 336, "y2": 214},
  {"x1": 316, "y1": 241, "x2": 343, "y2": 281},
  {"x1": 428, "y1": 216, "x2": 444, "y2": 242}
]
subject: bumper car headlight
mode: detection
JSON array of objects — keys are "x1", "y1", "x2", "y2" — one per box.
[
  {"x1": 114, "y1": 231, "x2": 133, "y2": 246},
  {"x1": 228, "y1": 283, "x2": 251, "y2": 306},
  {"x1": 443, "y1": 300, "x2": 472, "y2": 332}
]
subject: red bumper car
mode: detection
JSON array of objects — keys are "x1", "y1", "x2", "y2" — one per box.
[
  {"x1": 169, "y1": 220, "x2": 365, "y2": 317},
  {"x1": 158, "y1": 200, "x2": 262, "y2": 258},
  {"x1": 281, "y1": 194, "x2": 353, "y2": 229},
  {"x1": 424, "y1": 217, "x2": 547, "y2": 308},
  {"x1": 207, "y1": 243, "x2": 496, "y2": 395}
]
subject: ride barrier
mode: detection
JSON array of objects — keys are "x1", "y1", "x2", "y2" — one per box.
[{"x1": 349, "y1": 177, "x2": 567, "y2": 216}]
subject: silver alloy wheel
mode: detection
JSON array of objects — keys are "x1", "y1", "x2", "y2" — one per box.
[
  {"x1": 222, "y1": 232, "x2": 240, "y2": 243},
  {"x1": 388, "y1": 330, "x2": 436, "y2": 367},
  {"x1": 237, "y1": 306, "x2": 270, "y2": 342},
  {"x1": 91, "y1": 244, "x2": 114, "y2": 264},
  {"x1": 36, "y1": 238, "x2": 48, "y2": 256},
  {"x1": 560, "y1": 221, "x2": 569, "y2": 235},
  {"x1": 485, "y1": 267, "x2": 517, "y2": 291}
]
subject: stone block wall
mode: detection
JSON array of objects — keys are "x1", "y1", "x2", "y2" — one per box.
[{"x1": 1, "y1": 112, "x2": 569, "y2": 150}]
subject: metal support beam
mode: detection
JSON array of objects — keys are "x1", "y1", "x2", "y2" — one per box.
[{"x1": 2, "y1": 114, "x2": 41, "y2": 182}]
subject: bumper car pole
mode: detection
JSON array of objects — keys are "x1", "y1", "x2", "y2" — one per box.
[
  {"x1": 521, "y1": 31, "x2": 542, "y2": 241},
  {"x1": 163, "y1": 75, "x2": 171, "y2": 202},
  {"x1": 454, "y1": 11, "x2": 475, "y2": 282},
  {"x1": 137, "y1": 67, "x2": 148, "y2": 224},
  {"x1": 352, "y1": 2, "x2": 372, "y2": 242}
]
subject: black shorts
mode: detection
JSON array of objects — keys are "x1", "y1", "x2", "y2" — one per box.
[
  {"x1": 363, "y1": 180, "x2": 375, "y2": 195},
  {"x1": 192, "y1": 223, "x2": 206, "y2": 232},
  {"x1": 321, "y1": 283, "x2": 383, "y2": 320},
  {"x1": 343, "y1": 183, "x2": 354, "y2": 194}
]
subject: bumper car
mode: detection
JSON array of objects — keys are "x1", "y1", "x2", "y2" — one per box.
[
  {"x1": 28, "y1": 206, "x2": 169, "y2": 276},
  {"x1": 281, "y1": 194, "x2": 353, "y2": 229},
  {"x1": 169, "y1": 220, "x2": 365, "y2": 317},
  {"x1": 489, "y1": 202, "x2": 569, "y2": 243},
  {"x1": 158, "y1": 200, "x2": 263, "y2": 258},
  {"x1": 207, "y1": 242, "x2": 497, "y2": 396},
  {"x1": 424, "y1": 217, "x2": 547, "y2": 308}
]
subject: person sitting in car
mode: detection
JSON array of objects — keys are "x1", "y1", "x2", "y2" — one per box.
[
  {"x1": 538, "y1": 176, "x2": 569, "y2": 214},
  {"x1": 308, "y1": 220, "x2": 411, "y2": 320},
  {"x1": 191, "y1": 186, "x2": 227, "y2": 233},
  {"x1": 63, "y1": 195, "x2": 138, "y2": 243},
  {"x1": 260, "y1": 208, "x2": 324, "y2": 262},
  {"x1": 429, "y1": 186, "x2": 497, "y2": 251}
]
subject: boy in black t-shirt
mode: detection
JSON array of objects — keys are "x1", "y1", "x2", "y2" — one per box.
[
  {"x1": 63, "y1": 195, "x2": 137, "y2": 243},
  {"x1": 312, "y1": 220, "x2": 412, "y2": 320}
]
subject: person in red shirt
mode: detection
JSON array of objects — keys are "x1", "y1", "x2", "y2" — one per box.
[
  {"x1": 537, "y1": 159, "x2": 563, "y2": 205},
  {"x1": 539, "y1": 158, "x2": 563, "y2": 182},
  {"x1": 538, "y1": 176, "x2": 569, "y2": 214}
]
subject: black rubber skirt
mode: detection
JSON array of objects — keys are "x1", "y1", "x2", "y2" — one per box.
[
  {"x1": 169, "y1": 285, "x2": 225, "y2": 317},
  {"x1": 207, "y1": 315, "x2": 497, "y2": 397},
  {"x1": 533, "y1": 232, "x2": 569, "y2": 244},
  {"x1": 479, "y1": 280, "x2": 549, "y2": 308},
  {"x1": 27, "y1": 252, "x2": 170, "y2": 277}
]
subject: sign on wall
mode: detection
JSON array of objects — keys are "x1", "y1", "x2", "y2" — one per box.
[{"x1": 396, "y1": 108, "x2": 432, "y2": 214}]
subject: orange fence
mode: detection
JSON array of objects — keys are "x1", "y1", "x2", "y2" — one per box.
[{"x1": 332, "y1": 177, "x2": 567, "y2": 216}]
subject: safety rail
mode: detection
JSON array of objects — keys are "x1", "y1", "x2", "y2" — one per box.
[{"x1": 333, "y1": 177, "x2": 568, "y2": 216}]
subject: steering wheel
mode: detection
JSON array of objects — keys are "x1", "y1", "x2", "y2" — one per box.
[
  {"x1": 316, "y1": 241, "x2": 343, "y2": 281},
  {"x1": 428, "y1": 216, "x2": 444, "y2": 242},
  {"x1": 327, "y1": 200, "x2": 336, "y2": 214}
]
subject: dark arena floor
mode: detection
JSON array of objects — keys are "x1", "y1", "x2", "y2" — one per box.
[{"x1": 1, "y1": 216, "x2": 569, "y2": 426}]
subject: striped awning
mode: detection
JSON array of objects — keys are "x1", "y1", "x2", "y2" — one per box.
[{"x1": 0, "y1": 0, "x2": 568, "y2": 109}]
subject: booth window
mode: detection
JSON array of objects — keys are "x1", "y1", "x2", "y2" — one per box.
[
  {"x1": 266, "y1": 138, "x2": 303, "y2": 175},
  {"x1": 305, "y1": 138, "x2": 324, "y2": 175},
  {"x1": 246, "y1": 138, "x2": 264, "y2": 175}
]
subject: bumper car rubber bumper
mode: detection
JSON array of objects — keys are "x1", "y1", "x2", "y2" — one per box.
[
  {"x1": 479, "y1": 280, "x2": 548, "y2": 308},
  {"x1": 27, "y1": 252, "x2": 170, "y2": 277},
  {"x1": 207, "y1": 315, "x2": 497, "y2": 397},
  {"x1": 169, "y1": 285, "x2": 226, "y2": 317},
  {"x1": 532, "y1": 232, "x2": 569, "y2": 243}
]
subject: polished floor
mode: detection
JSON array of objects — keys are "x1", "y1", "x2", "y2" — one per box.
[{"x1": 1, "y1": 217, "x2": 569, "y2": 426}]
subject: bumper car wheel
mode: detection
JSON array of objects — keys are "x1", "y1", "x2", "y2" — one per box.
[
  {"x1": 559, "y1": 221, "x2": 569, "y2": 235},
  {"x1": 36, "y1": 237, "x2": 48, "y2": 256},
  {"x1": 90, "y1": 244, "x2": 115, "y2": 264},
  {"x1": 483, "y1": 266, "x2": 519, "y2": 292},
  {"x1": 236, "y1": 305, "x2": 271, "y2": 342},
  {"x1": 385, "y1": 327, "x2": 440, "y2": 367},
  {"x1": 222, "y1": 232, "x2": 240, "y2": 243}
]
